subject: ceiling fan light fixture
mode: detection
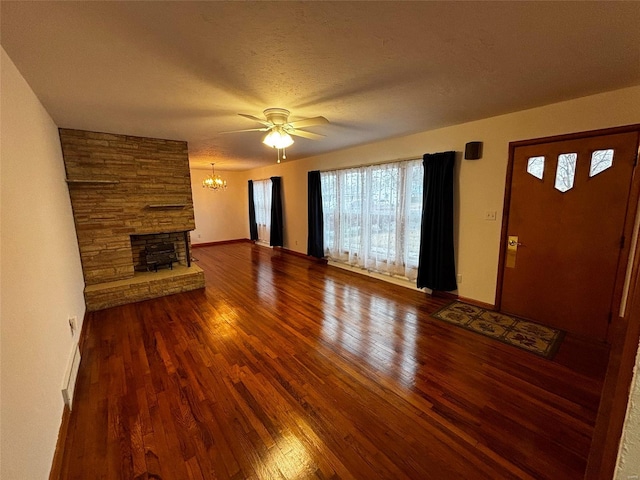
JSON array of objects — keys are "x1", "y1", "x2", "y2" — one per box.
[
  {"x1": 227, "y1": 107, "x2": 328, "y2": 163},
  {"x1": 262, "y1": 129, "x2": 294, "y2": 149}
]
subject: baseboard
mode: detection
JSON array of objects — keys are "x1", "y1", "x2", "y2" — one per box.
[
  {"x1": 431, "y1": 290, "x2": 458, "y2": 301},
  {"x1": 192, "y1": 238, "x2": 251, "y2": 248},
  {"x1": 327, "y1": 260, "x2": 424, "y2": 292},
  {"x1": 430, "y1": 292, "x2": 496, "y2": 310},
  {"x1": 457, "y1": 296, "x2": 495, "y2": 310},
  {"x1": 275, "y1": 246, "x2": 328, "y2": 264}
]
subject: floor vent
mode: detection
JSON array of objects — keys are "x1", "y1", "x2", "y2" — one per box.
[{"x1": 62, "y1": 344, "x2": 81, "y2": 409}]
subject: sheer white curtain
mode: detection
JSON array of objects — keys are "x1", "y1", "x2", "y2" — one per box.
[
  {"x1": 253, "y1": 179, "x2": 272, "y2": 244},
  {"x1": 321, "y1": 159, "x2": 423, "y2": 281}
]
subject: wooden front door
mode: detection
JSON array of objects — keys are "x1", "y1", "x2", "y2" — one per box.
[{"x1": 499, "y1": 129, "x2": 639, "y2": 341}]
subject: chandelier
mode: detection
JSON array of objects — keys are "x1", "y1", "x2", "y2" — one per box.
[{"x1": 202, "y1": 163, "x2": 227, "y2": 191}]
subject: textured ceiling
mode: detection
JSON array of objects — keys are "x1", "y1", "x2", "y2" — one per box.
[{"x1": 2, "y1": 1, "x2": 639, "y2": 170}]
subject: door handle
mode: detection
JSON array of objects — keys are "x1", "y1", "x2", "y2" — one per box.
[{"x1": 506, "y1": 235, "x2": 521, "y2": 268}]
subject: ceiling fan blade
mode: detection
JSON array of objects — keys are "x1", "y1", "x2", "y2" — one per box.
[
  {"x1": 288, "y1": 116, "x2": 329, "y2": 129},
  {"x1": 289, "y1": 129, "x2": 325, "y2": 140},
  {"x1": 219, "y1": 127, "x2": 269, "y2": 134},
  {"x1": 238, "y1": 113, "x2": 272, "y2": 127}
]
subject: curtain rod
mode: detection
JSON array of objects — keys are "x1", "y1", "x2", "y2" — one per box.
[{"x1": 318, "y1": 155, "x2": 422, "y2": 173}]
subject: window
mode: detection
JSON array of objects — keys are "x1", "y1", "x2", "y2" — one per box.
[
  {"x1": 253, "y1": 179, "x2": 272, "y2": 244},
  {"x1": 590, "y1": 149, "x2": 614, "y2": 177},
  {"x1": 554, "y1": 153, "x2": 577, "y2": 193},
  {"x1": 321, "y1": 159, "x2": 423, "y2": 281},
  {"x1": 527, "y1": 156, "x2": 545, "y2": 180}
]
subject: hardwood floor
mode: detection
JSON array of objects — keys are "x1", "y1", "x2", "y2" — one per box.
[{"x1": 57, "y1": 243, "x2": 609, "y2": 479}]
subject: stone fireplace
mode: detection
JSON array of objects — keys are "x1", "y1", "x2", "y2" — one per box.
[{"x1": 59, "y1": 129, "x2": 205, "y2": 311}]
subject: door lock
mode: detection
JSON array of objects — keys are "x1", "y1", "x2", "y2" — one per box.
[{"x1": 508, "y1": 239, "x2": 522, "y2": 247}]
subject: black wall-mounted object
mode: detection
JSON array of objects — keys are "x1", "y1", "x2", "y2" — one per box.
[{"x1": 464, "y1": 141, "x2": 483, "y2": 160}]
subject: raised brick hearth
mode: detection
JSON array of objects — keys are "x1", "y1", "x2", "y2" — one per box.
[{"x1": 60, "y1": 129, "x2": 205, "y2": 311}]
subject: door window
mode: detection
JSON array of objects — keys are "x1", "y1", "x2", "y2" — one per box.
[
  {"x1": 527, "y1": 156, "x2": 545, "y2": 180},
  {"x1": 554, "y1": 153, "x2": 577, "y2": 193},
  {"x1": 589, "y1": 149, "x2": 614, "y2": 177}
]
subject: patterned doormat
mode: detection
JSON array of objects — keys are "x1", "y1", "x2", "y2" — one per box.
[{"x1": 431, "y1": 301, "x2": 565, "y2": 359}]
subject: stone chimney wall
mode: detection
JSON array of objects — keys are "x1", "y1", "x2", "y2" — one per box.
[{"x1": 59, "y1": 129, "x2": 196, "y2": 286}]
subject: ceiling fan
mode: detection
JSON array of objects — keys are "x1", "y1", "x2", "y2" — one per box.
[{"x1": 221, "y1": 108, "x2": 329, "y2": 162}]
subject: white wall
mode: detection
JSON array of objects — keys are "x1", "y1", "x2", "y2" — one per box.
[
  {"x1": 617, "y1": 344, "x2": 640, "y2": 479},
  {"x1": 0, "y1": 47, "x2": 86, "y2": 479},
  {"x1": 616, "y1": 200, "x2": 640, "y2": 478},
  {"x1": 189, "y1": 168, "x2": 249, "y2": 244}
]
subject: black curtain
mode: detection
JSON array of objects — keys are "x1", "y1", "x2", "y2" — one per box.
[
  {"x1": 307, "y1": 171, "x2": 324, "y2": 258},
  {"x1": 417, "y1": 151, "x2": 457, "y2": 291},
  {"x1": 247, "y1": 180, "x2": 258, "y2": 241},
  {"x1": 270, "y1": 176, "x2": 284, "y2": 247}
]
